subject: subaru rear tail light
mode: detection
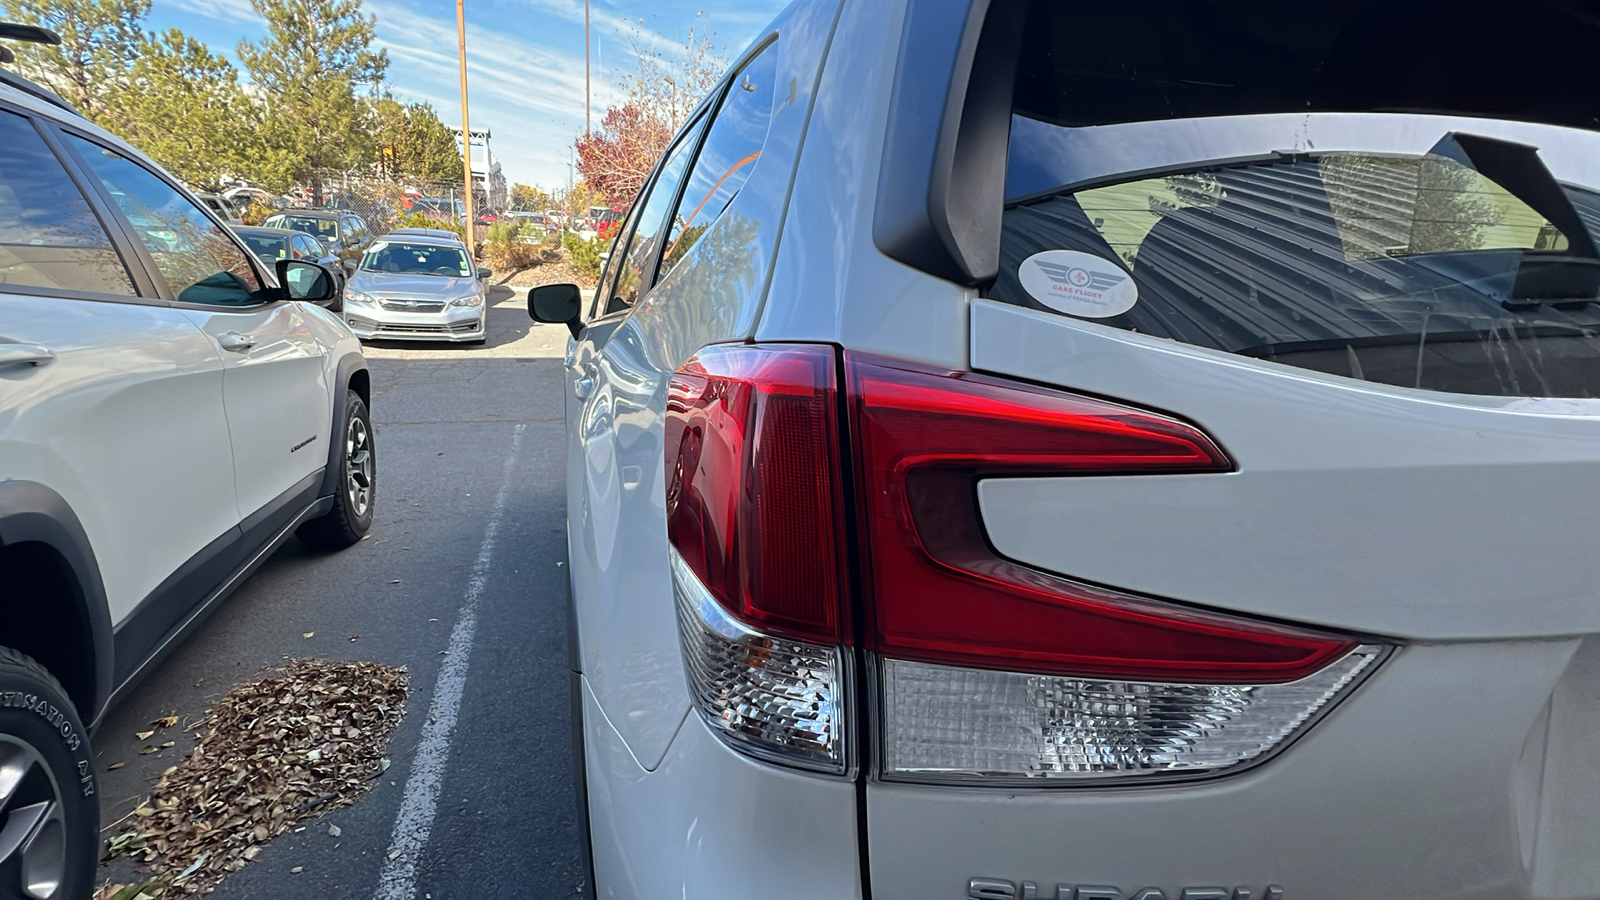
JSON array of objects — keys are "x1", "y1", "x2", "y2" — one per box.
[
  {"x1": 665, "y1": 344, "x2": 849, "y2": 772},
  {"x1": 665, "y1": 344, "x2": 1385, "y2": 783}
]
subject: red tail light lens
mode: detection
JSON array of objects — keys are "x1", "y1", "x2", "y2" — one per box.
[
  {"x1": 665, "y1": 344, "x2": 847, "y2": 643},
  {"x1": 846, "y1": 354, "x2": 1358, "y2": 684},
  {"x1": 665, "y1": 343, "x2": 1358, "y2": 683}
]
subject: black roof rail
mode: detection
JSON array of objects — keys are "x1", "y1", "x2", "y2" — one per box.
[{"x1": 0, "y1": 22, "x2": 80, "y2": 116}]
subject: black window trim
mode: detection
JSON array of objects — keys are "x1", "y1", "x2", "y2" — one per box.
[
  {"x1": 50, "y1": 122, "x2": 281, "y2": 310},
  {"x1": 0, "y1": 104, "x2": 164, "y2": 306}
]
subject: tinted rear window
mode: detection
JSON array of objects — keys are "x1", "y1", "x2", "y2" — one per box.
[
  {"x1": 993, "y1": 150, "x2": 1600, "y2": 397},
  {"x1": 269, "y1": 215, "x2": 339, "y2": 239}
]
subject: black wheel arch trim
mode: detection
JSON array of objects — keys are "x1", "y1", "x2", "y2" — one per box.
[
  {"x1": 0, "y1": 481, "x2": 113, "y2": 724},
  {"x1": 318, "y1": 353, "x2": 370, "y2": 500}
]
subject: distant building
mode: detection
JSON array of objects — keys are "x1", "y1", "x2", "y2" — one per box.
[{"x1": 452, "y1": 126, "x2": 508, "y2": 211}]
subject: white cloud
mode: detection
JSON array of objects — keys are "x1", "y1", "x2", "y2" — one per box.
[
  {"x1": 369, "y1": 1, "x2": 636, "y2": 186},
  {"x1": 160, "y1": 0, "x2": 257, "y2": 25}
]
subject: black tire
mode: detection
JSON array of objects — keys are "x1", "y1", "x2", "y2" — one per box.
[
  {"x1": 0, "y1": 646, "x2": 97, "y2": 900},
  {"x1": 296, "y1": 390, "x2": 376, "y2": 550}
]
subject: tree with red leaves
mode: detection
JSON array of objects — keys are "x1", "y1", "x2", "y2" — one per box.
[
  {"x1": 575, "y1": 103, "x2": 674, "y2": 206},
  {"x1": 574, "y1": 22, "x2": 725, "y2": 207}
]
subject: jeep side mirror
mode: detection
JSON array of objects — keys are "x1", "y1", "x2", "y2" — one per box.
[
  {"x1": 277, "y1": 259, "x2": 337, "y2": 305},
  {"x1": 528, "y1": 283, "x2": 582, "y2": 339}
]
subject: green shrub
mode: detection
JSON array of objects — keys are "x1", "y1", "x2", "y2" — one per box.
[
  {"x1": 483, "y1": 221, "x2": 540, "y2": 271},
  {"x1": 563, "y1": 232, "x2": 605, "y2": 280},
  {"x1": 392, "y1": 211, "x2": 467, "y2": 241}
]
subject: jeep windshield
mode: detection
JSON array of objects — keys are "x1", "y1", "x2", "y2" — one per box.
[{"x1": 360, "y1": 241, "x2": 471, "y2": 277}]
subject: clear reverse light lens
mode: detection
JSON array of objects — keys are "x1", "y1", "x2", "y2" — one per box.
[
  {"x1": 882, "y1": 647, "x2": 1381, "y2": 783},
  {"x1": 671, "y1": 549, "x2": 846, "y2": 773}
]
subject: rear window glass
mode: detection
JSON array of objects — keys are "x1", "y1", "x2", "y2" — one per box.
[
  {"x1": 240, "y1": 234, "x2": 287, "y2": 263},
  {"x1": 268, "y1": 215, "x2": 339, "y2": 240},
  {"x1": 993, "y1": 151, "x2": 1600, "y2": 397}
]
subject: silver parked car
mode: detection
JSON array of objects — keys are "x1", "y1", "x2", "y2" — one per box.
[
  {"x1": 531, "y1": 1, "x2": 1600, "y2": 899},
  {"x1": 343, "y1": 234, "x2": 490, "y2": 343}
]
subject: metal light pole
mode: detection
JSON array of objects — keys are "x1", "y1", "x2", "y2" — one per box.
[
  {"x1": 584, "y1": 0, "x2": 591, "y2": 135},
  {"x1": 456, "y1": 0, "x2": 476, "y2": 240}
]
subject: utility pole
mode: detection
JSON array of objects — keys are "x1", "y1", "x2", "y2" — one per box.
[
  {"x1": 584, "y1": 0, "x2": 591, "y2": 134},
  {"x1": 456, "y1": 0, "x2": 476, "y2": 242}
]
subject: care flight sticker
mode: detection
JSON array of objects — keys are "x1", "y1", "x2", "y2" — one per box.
[{"x1": 1018, "y1": 249, "x2": 1137, "y2": 319}]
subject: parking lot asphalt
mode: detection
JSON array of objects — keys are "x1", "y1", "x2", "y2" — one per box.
[{"x1": 93, "y1": 292, "x2": 586, "y2": 898}]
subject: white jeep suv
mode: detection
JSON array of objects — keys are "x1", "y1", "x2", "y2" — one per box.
[
  {"x1": 0, "y1": 33, "x2": 374, "y2": 898},
  {"x1": 532, "y1": 1, "x2": 1600, "y2": 898}
]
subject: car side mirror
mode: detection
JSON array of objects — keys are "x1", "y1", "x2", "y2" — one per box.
[
  {"x1": 277, "y1": 259, "x2": 337, "y2": 305},
  {"x1": 529, "y1": 283, "x2": 582, "y2": 339},
  {"x1": 477, "y1": 267, "x2": 493, "y2": 280}
]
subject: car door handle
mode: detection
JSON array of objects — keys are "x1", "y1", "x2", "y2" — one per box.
[
  {"x1": 217, "y1": 331, "x2": 256, "y2": 352},
  {"x1": 573, "y1": 372, "x2": 597, "y2": 400},
  {"x1": 0, "y1": 342, "x2": 54, "y2": 368}
]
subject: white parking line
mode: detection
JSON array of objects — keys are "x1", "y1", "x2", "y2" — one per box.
[{"x1": 373, "y1": 423, "x2": 526, "y2": 900}]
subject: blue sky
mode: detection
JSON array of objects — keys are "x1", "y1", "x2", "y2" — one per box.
[{"x1": 146, "y1": 0, "x2": 791, "y2": 189}]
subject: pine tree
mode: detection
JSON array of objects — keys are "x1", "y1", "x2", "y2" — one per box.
[
  {"x1": 103, "y1": 29, "x2": 256, "y2": 191},
  {"x1": 371, "y1": 95, "x2": 461, "y2": 185},
  {"x1": 2, "y1": 0, "x2": 148, "y2": 118},
  {"x1": 236, "y1": 0, "x2": 387, "y2": 193}
]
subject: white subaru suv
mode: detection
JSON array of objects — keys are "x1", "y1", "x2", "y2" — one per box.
[
  {"x1": 536, "y1": 0, "x2": 1600, "y2": 897},
  {"x1": 0, "y1": 29, "x2": 373, "y2": 898}
]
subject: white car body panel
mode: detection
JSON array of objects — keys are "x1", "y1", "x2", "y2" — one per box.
[
  {"x1": 181, "y1": 304, "x2": 331, "y2": 517},
  {"x1": 0, "y1": 294, "x2": 236, "y2": 624},
  {"x1": 971, "y1": 298, "x2": 1600, "y2": 640},
  {"x1": 580, "y1": 677, "x2": 862, "y2": 900},
  {"x1": 754, "y1": 0, "x2": 974, "y2": 372},
  {"x1": 568, "y1": 0, "x2": 844, "y2": 774}
]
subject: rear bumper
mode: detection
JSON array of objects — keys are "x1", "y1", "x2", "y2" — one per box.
[
  {"x1": 579, "y1": 676, "x2": 862, "y2": 900},
  {"x1": 864, "y1": 639, "x2": 1593, "y2": 900},
  {"x1": 584, "y1": 638, "x2": 1600, "y2": 899}
]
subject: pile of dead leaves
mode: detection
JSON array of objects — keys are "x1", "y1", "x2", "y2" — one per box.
[{"x1": 103, "y1": 658, "x2": 408, "y2": 897}]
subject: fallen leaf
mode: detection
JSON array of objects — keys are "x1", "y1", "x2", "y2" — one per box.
[
  {"x1": 349, "y1": 635, "x2": 359, "y2": 642},
  {"x1": 290, "y1": 866, "x2": 304, "y2": 874},
  {"x1": 172, "y1": 852, "x2": 208, "y2": 883},
  {"x1": 388, "y1": 579, "x2": 400, "y2": 584},
  {"x1": 302, "y1": 632, "x2": 315, "y2": 639},
  {"x1": 137, "y1": 746, "x2": 158, "y2": 755},
  {"x1": 159, "y1": 741, "x2": 174, "y2": 749},
  {"x1": 105, "y1": 659, "x2": 408, "y2": 897},
  {"x1": 327, "y1": 824, "x2": 341, "y2": 837},
  {"x1": 107, "y1": 761, "x2": 125, "y2": 771},
  {"x1": 152, "y1": 716, "x2": 178, "y2": 729},
  {"x1": 135, "y1": 730, "x2": 154, "y2": 740}
]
